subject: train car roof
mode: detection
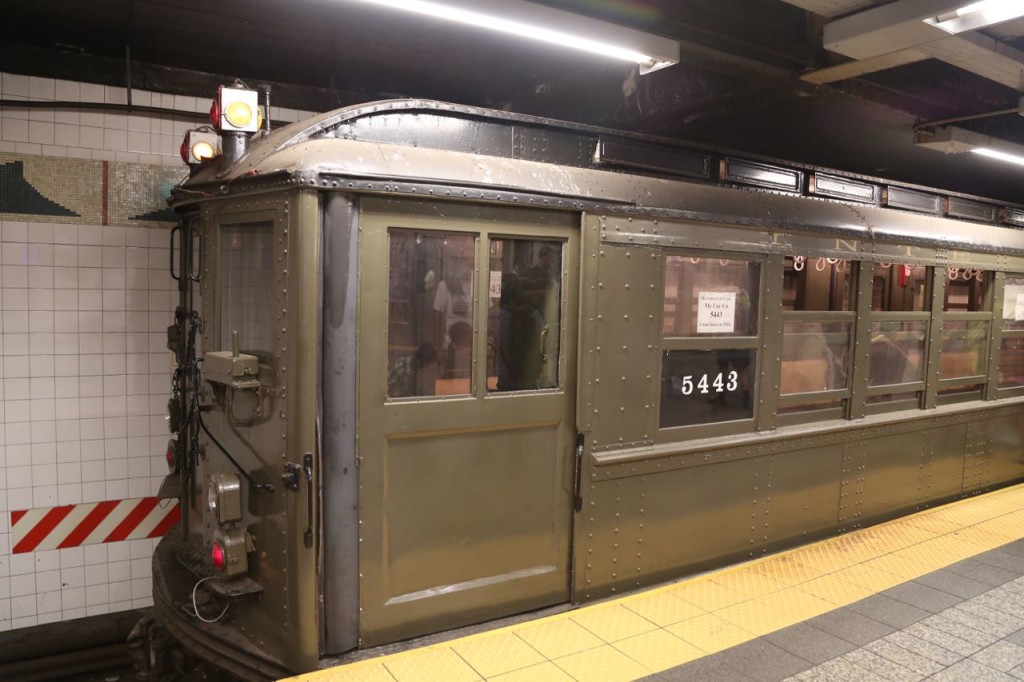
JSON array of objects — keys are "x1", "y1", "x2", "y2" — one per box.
[{"x1": 172, "y1": 99, "x2": 1024, "y2": 256}]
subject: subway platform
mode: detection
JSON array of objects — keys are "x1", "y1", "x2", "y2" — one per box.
[{"x1": 286, "y1": 483, "x2": 1024, "y2": 682}]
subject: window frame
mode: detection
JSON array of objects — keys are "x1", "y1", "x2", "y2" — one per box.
[
  {"x1": 995, "y1": 271, "x2": 1024, "y2": 398},
  {"x1": 384, "y1": 227, "x2": 479, "y2": 401},
  {"x1": 933, "y1": 269, "x2": 994, "y2": 405},
  {"x1": 484, "y1": 234, "x2": 567, "y2": 395},
  {"x1": 208, "y1": 207, "x2": 285, "y2": 382},
  {"x1": 382, "y1": 223, "x2": 573, "y2": 404},
  {"x1": 775, "y1": 255, "x2": 857, "y2": 427},
  {"x1": 657, "y1": 249, "x2": 766, "y2": 439},
  {"x1": 859, "y1": 265, "x2": 936, "y2": 417}
]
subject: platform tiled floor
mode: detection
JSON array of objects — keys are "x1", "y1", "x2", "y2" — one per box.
[
  {"x1": 646, "y1": 541, "x2": 1024, "y2": 681},
  {"x1": 285, "y1": 484, "x2": 1024, "y2": 682}
]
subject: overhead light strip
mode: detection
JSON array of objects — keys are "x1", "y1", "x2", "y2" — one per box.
[
  {"x1": 971, "y1": 147, "x2": 1024, "y2": 167},
  {"x1": 824, "y1": 0, "x2": 1024, "y2": 61},
  {"x1": 915, "y1": 125, "x2": 1024, "y2": 169},
  {"x1": 924, "y1": 0, "x2": 1024, "y2": 34},
  {"x1": 345, "y1": 0, "x2": 678, "y2": 73}
]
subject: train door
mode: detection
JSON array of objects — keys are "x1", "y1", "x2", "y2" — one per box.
[{"x1": 355, "y1": 198, "x2": 579, "y2": 646}]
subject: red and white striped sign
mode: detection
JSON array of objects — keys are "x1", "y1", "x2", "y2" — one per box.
[{"x1": 10, "y1": 497, "x2": 180, "y2": 554}]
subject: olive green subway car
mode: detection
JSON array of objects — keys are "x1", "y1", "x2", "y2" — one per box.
[{"x1": 144, "y1": 85, "x2": 1024, "y2": 680}]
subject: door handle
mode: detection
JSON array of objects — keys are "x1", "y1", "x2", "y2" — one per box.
[
  {"x1": 188, "y1": 225, "x2": 203, "y2": 282},
  {"x1": 573, "y1": 433, "x2": 584, "y2": 513},
  {"x1": 303, "y1": 453, "x2": 314, "y2": 548},
  {"x1": 169, "y1": 223, "x2": 181, "y2": 282},
  {"x1": 539, "y1": 325, "x2": 549, "y2": 363}
]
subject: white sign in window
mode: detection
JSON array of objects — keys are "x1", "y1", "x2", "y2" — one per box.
[
  {"x1": 697, "y1": 291, "x2": 736, "y2": 333},
  {"x1": 489, "y1": 270, "x2": 503, "y2": 300},
  {"x1": 1015, "y1": 292, "x2": 1024, "y2": 321}
]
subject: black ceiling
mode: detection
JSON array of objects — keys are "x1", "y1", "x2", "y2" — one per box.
[{"x1": 3, "y1": 0, "x2": 1024, "y2": 203}]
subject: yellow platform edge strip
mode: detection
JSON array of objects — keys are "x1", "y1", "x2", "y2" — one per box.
[{"x1": 286, "y1": 483, "x2": 1024, "y2": 682}]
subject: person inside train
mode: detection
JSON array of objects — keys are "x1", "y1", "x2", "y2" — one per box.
[
  {"x1": 434, "y1": 254, "x2": 474, "y2": 378},
  {"x1": 496, "y1": 272, "x2": 544, "y2": 390},
  {"x1": 521, "y1": 245, "x2": 559, "y2": 389}
]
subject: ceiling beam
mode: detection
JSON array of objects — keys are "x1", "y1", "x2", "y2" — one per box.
[
  {"x1": 800, "y1": 33, "x2": 1024, "y2": 91},
  {"x1": 801, "y1": 48, "x2": 928, "y2": 84},
  {"x1": 821, "y1": 0, "x2": 966, "y2": 59},
  {"x1": 781, "y1": 0, "x2": 869, "y2": 17},
  {"x1": 788, "y1": 0, "x2": 1024, "y2": 92},
  {"x1": 918, "y1": 32, "x2": 1024, "y2": 91}
]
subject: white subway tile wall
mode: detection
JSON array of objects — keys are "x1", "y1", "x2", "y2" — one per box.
[
  {"x1": 0, "y1": 73, "x2": 318, "y2": 164},
  {"x1": 0, "y1": 71, "x2": 319, "y2": 631}
]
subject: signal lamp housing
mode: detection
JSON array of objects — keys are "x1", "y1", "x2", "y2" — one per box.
[
  {"x1": 180, "y1": 130, "x2": 220, "y2": 165},
  {"x1": 211, "y1": 528, "x2": 250, "y2": 576},
  {"x1": 211, "y1": 85, "x2": 260, "y2": 133},
  {"x1": 207, "y1": 473, "x2": 242, "y2": 526}
]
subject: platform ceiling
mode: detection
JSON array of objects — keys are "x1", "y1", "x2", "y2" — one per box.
[{"x1": 2, "y1": 0, "x2": 1024, "y2": 203}]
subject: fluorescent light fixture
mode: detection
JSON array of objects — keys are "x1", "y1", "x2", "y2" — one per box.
[
  {"x1": 971, "y1": 147, "x2": 1024, "y2": 167},
  {"x1": 824, "y1": 0, "x2": 1024, "y2": 60},
  {"x1": 924, "y1": 0, "x2": 1024, "y2": 33},
  {"x1": 345, "y1": 0, "x2": 679, "y2": 73},
  {"x1": 915, "y1": 125, "x2": 1024, "y2": 169}
]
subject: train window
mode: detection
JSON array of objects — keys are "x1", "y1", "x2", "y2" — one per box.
[
  {"x1": 939, "y1": 269, "x2": 992, "y2": 399},
  {"x1": 865, "y1": 263, "x2": 931, "y2": 408},
  {"x1": 868, "y1": 320, "x2": 927, "y2": 386},
  {"x1": 871, "y1": 264, "x2": 929, "y2": 311},
  {"x1": 943, "y1": 268, "x2": 991, "y2": 311},
  {"x1": 660, "y1": 349, "x2": 755, "y2": 427},
  {"x1": 780, "y1": 321, "x2": 851, "y2": 394},
  {"x1": 999, "y1": 337, "x2": 1024, "y2": 388},
  {"x1": 660, "y1": 255, "x2": 761, "y2": 430},
  {"x1": 386, "y1": 230, "x2": 475, "y2": 398},
  {"x1": 938, "y1": 320, "x2": 987, "y2": 395},
  {"x1": 1001, "y1": 275, "x2": 1024, "y2": 331},
  {"x1": 663, "y1": 257, "x2": 760, "y2": 337},
  {"x1": 782, "y1": 256, "x2": 852, "y2": 311},
  {"x1": 998, "y1": 274, "x2": 1024, "y2": 389},
  {"x1": 486, "y1": 238, "x2": 562, "y2": 392},
  {"x1": 219, "y1": 221, "x2": 275, "y2": 355},
  {"x1": 778, "y1": 256, "x2": 853, "y2": 419}
]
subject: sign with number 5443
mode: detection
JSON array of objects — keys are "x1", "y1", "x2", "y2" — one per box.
[{"x1": 676, "y1": 371, "x2": 739, "y2": 395}]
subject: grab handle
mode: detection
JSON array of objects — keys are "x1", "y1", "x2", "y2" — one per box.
[
  {"x1": 303, "y1": 453, "x2": 314, "y2": 548},
  {"x1": 169, "y1": 224, "x2": 181, "y2": 282},
  {"x1": 188, "y1": 224, "x2": 203, "y2": 282}
]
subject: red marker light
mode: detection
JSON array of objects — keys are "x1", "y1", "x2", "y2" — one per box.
[
  {"x1": 179, "y1": 138, "x2": 189, "y2": 164},
  {"x1": 211, "y1": 543, "x2": 226, "y2": 571},
  {"x1": 166, "y1": 442, "x2": 176, "y2": 471},
  {"x1": 210, "y1": 99, "x2": 221, "y2": 129}
]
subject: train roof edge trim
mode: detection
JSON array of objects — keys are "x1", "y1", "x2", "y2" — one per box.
[{"x1": 171, "y1": 98, "x2": 1024, "y2": 256}]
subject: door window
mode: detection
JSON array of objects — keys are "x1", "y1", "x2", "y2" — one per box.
[
  {"x1": 386, "y1": 230, "x2": 475, "y2": 398},
  {"x1": 486, "y1": 238, "x2": 563, "y2": 392}
]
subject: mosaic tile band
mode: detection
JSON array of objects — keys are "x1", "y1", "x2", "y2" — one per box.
[{"x1": 0, "y1": 152, "x2": 184, "y2": 228}]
